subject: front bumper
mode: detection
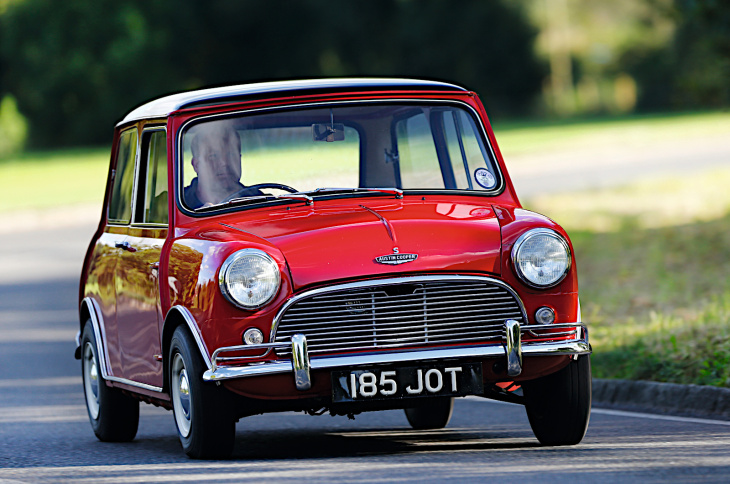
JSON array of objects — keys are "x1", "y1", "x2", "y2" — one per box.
[{"x1": 202, "y1": 321, "x2": 591, "y2": 390}]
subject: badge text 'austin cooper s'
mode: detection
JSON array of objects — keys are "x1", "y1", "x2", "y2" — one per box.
[{"x1": 76, "y1": 79, "x2": 592, "y2": 458}]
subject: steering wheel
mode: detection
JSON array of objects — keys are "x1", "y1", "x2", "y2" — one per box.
[
  {"x1": 223, "y1": 183, "x2": 299, "y2": 203},
  {"x1": 248, "y1": 183, "x2": 298, "y2": 193}
]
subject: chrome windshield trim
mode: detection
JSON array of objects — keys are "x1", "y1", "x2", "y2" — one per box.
[
  {"x1": 270, "y1": 274, "x2": 528, "y2": 342},
  {"x1": 175, "y1": 99, "x2": 505, "y2": 217},
  {"x1": 202, "y1": 335, "x2": 591, "y2": 382}
]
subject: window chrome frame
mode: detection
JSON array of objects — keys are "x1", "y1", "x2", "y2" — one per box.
[
  {"x1": 131, "y1": 125, "x2": 169, "y2": 229},
  {"x1": 174, "y1": 99, "x2": 506, "y2": 218}
]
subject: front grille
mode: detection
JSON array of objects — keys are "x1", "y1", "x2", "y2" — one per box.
[{"x1": 273, "y1": 278, "x2": 525, "y2": 357}]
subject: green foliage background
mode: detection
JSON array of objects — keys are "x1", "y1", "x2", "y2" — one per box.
[{"x1": 0, "y1": 0, "x2": 545, "y2": 148}]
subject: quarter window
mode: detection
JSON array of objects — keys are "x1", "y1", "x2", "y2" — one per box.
[
  {"x1": 108, "y1": 129, "x2": 138, "y2": 224},
  {"x1": 141, "y1": 130, "x2": 168, "y2": 225}
]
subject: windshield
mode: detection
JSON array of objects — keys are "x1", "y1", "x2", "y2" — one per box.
[{"x1": 179, "y1": 103, "x2": 501, "y2": 211}]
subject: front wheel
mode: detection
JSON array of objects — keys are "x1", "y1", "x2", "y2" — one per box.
[
  {"x1": 169, "y1": 326, "x2": 236, "y2": 459},
  {"x1": 522, "y1": 355, "x2": 591, "y2": 446},
  {"x1": 81, "y1": 322, "x2": 139, "y2": 442},
  {"x1": 404, "y1": 397, "x2": 454, "y2": 430}
]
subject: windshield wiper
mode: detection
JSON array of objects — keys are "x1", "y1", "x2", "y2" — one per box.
[
  {"x1": 308, "y1": 187, "x2": 404, "y2": 199},
  {"x1": 210, "y1": 193, "x2": 313, "y2": 209}
]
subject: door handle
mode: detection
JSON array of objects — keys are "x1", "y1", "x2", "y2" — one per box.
[{"x1": 115, "y1": 241, "x2": 137, "y2": 252}]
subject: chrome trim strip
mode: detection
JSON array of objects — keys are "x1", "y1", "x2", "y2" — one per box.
[
  {"x1": 291, "y1": 334, "x2": 311, "y2": 390},
  {"x1": 81, "y1": 297, "x2": 111, "y2": 379},
  {"x1": 81, "y1": 297, "x2": 164, "y2": 392},
  {"x1": 104, "y1": 375, "x2": 163, "y2": 392},
  {"x1": 203, "y1": 327, "x2": 590, "y2": 382},
  {"x1": 270, "y1": 274, "x2": 528, "y2": 343},
  {"x1": 210, "y1": 341, "x2": 291, "y2": 372},
  {"x1": 170, "y1": 305, "x2": 213, "y2": 369},
  {"x1": 504, "y1": 320, "x2": 523, "y2": 377}
]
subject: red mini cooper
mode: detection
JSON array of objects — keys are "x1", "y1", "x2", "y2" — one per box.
[{"x1": 76, "y1": 78, "x2": 591, "y2": 458}]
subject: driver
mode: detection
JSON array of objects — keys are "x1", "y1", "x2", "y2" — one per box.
[{"x1": 184, "y1": 120, "x2": 263, "y2": 209}]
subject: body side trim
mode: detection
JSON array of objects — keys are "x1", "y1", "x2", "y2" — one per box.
[
  {"x1": 81, "y1": 297, "x2": 164, "y2": 392},
  {"x1": 168, "y1": 305, "x2": 213, "y2": 369}
]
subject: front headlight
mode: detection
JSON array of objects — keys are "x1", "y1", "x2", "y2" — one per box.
[
  {"x1": 512, "y1": 229, "x2": 571, "y2": 288},
  {"x1": 219, "y1": 249, "x2": 281, "y2": 309}
]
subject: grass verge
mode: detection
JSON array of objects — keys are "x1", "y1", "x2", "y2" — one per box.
[
  {"x1": 0, "y1": 147, "x2": 109, "y2": 212},
  {"x1": 526, "y1": 167, "x2": 730, "y2": 388}
]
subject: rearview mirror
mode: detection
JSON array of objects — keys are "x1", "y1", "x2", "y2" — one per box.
[{"x1": 312, "y1": 123, "x2": 345, "y2": 142}]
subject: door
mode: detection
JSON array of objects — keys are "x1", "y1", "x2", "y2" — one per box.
[{"x1": 115, "y1": 128, "x2": 169, "y2": 388}]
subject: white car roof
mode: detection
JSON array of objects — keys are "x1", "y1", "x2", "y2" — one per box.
[{"x1": 118, "y1": 78, "x2": 466, "y2": 125}]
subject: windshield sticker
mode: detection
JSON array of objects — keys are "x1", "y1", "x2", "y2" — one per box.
[{"x1": 474, "y1": 168, "x2": 496, "y2": 189}]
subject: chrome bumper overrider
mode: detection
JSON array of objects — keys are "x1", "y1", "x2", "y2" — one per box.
[{"x1": 202, "y1": 321, "x2": 591, "y2": 390}]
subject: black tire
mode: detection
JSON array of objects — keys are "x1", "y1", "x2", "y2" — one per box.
[
  {"x1": 81, "y1": 322, "x2": 139, "y2": 442},
  {"x1": 522, "y1": 355, "x2": 592, "y2": 446},
  {"x1": 169, "y1": 326, "x2": 236, "y2": 459},
  {"x1": 404, "y1": 397, "x2": 454, "y2": 430}
]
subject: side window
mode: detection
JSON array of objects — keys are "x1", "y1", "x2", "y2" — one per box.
[
  {"x1": 139, "y1": 130, "x2": 168, "y2": 225},
  {"x1": 441, "y1": 109, "x2": 499, "y2": 191},
  {"x1": 442, "y1": 112, "x2": 472, "y2": 189},
  {"x1": 108, "y1": 129, "x2": 138, "y2": 224}
]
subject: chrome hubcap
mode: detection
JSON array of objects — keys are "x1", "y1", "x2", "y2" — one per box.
[
  {"x1": 171, "y1": 353, "x2": 192, "y2": 438},
  {"x1": 83, "y1": 342, "x2": 100, "y2": 420},
  {"x1": 178, "y1": 369, "x2": 190, "y2": 418}
]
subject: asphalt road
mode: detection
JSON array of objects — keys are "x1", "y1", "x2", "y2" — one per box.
[{"x1": 1, "y1": 224, "x2": 730, "y2": 482}]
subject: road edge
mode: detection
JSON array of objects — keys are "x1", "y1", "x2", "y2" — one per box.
[{"x1": 593, "y1": 378, "x2": 730, "y2": 421}]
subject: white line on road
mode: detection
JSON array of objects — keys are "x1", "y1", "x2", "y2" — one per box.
[{"x1": 464, "y1": 395, "x2": 730, "y2": 426}]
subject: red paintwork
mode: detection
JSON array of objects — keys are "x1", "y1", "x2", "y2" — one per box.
[{"x1": 79, "y1": 85, "x2": 580, "y2": 402}]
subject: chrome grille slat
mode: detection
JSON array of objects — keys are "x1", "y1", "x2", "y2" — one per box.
[
  {"x1": 288, "y1": 290, "x2": 509, "y2": 310},
  {"x1": 274, "y1": 279, "x2": 525, "y2": 357},
  {"x1": 275, "y1": 313, "x2": 524, "y2": 334},
  {"x1": 303, "y1": 333, "x2": 505, "y2": 354},
  {"x1": 279, "y1": 303, "x2": 521, "y2": 324},
  {"x1": 277, "y1": 321, "x2": 508, "y2": 340},
  {"x1": 300, "y1": 284, "x2": 502, "y2": 302},
  {"x1": 301, "y1": 330, "x2": 505, "y2": 351}
]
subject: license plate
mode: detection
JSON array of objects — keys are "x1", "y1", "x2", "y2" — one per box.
[{"x1": 331, "y1": 362, "x2": 483, "y2": 403}]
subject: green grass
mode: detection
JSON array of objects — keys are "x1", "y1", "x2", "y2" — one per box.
[
  {"x1": 492, "y1": 110, "x2": 730, "y2": 156},
  {"x1": 0, "y1": 147, "x2": 109, "y2": 212},
  {"x1": 526, "y1": 166, "x2": 730, "y2": 388}
]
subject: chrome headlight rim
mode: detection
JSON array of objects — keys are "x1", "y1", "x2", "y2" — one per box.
[
  {"x1": 219, "y1": 248, "x2": 281, "y2": 310},
  {"x1": 511, "y1": 228, "x2": 572, "y2": 289}
]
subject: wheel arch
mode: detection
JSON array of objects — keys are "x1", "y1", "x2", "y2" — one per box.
[
  {"x1": 161, "y1": 306, "x2": 212, "y2": 393},
  {"x1": 77, "y1": 297, "x2": 112, "y2": 380}
]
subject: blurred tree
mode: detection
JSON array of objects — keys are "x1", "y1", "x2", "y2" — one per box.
[
  {"x1": 0, "y1": 0, "x2": 544, "y2": 148},
  {"x1": 522, "y1": 0, "x2": 675, "y2": 115},
  {"x1": 0, "y1": 94, "x2": 28, "y2": 157},
  {"x1": 618, "y1": 0, "x2": 729, "y2": 110}
]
